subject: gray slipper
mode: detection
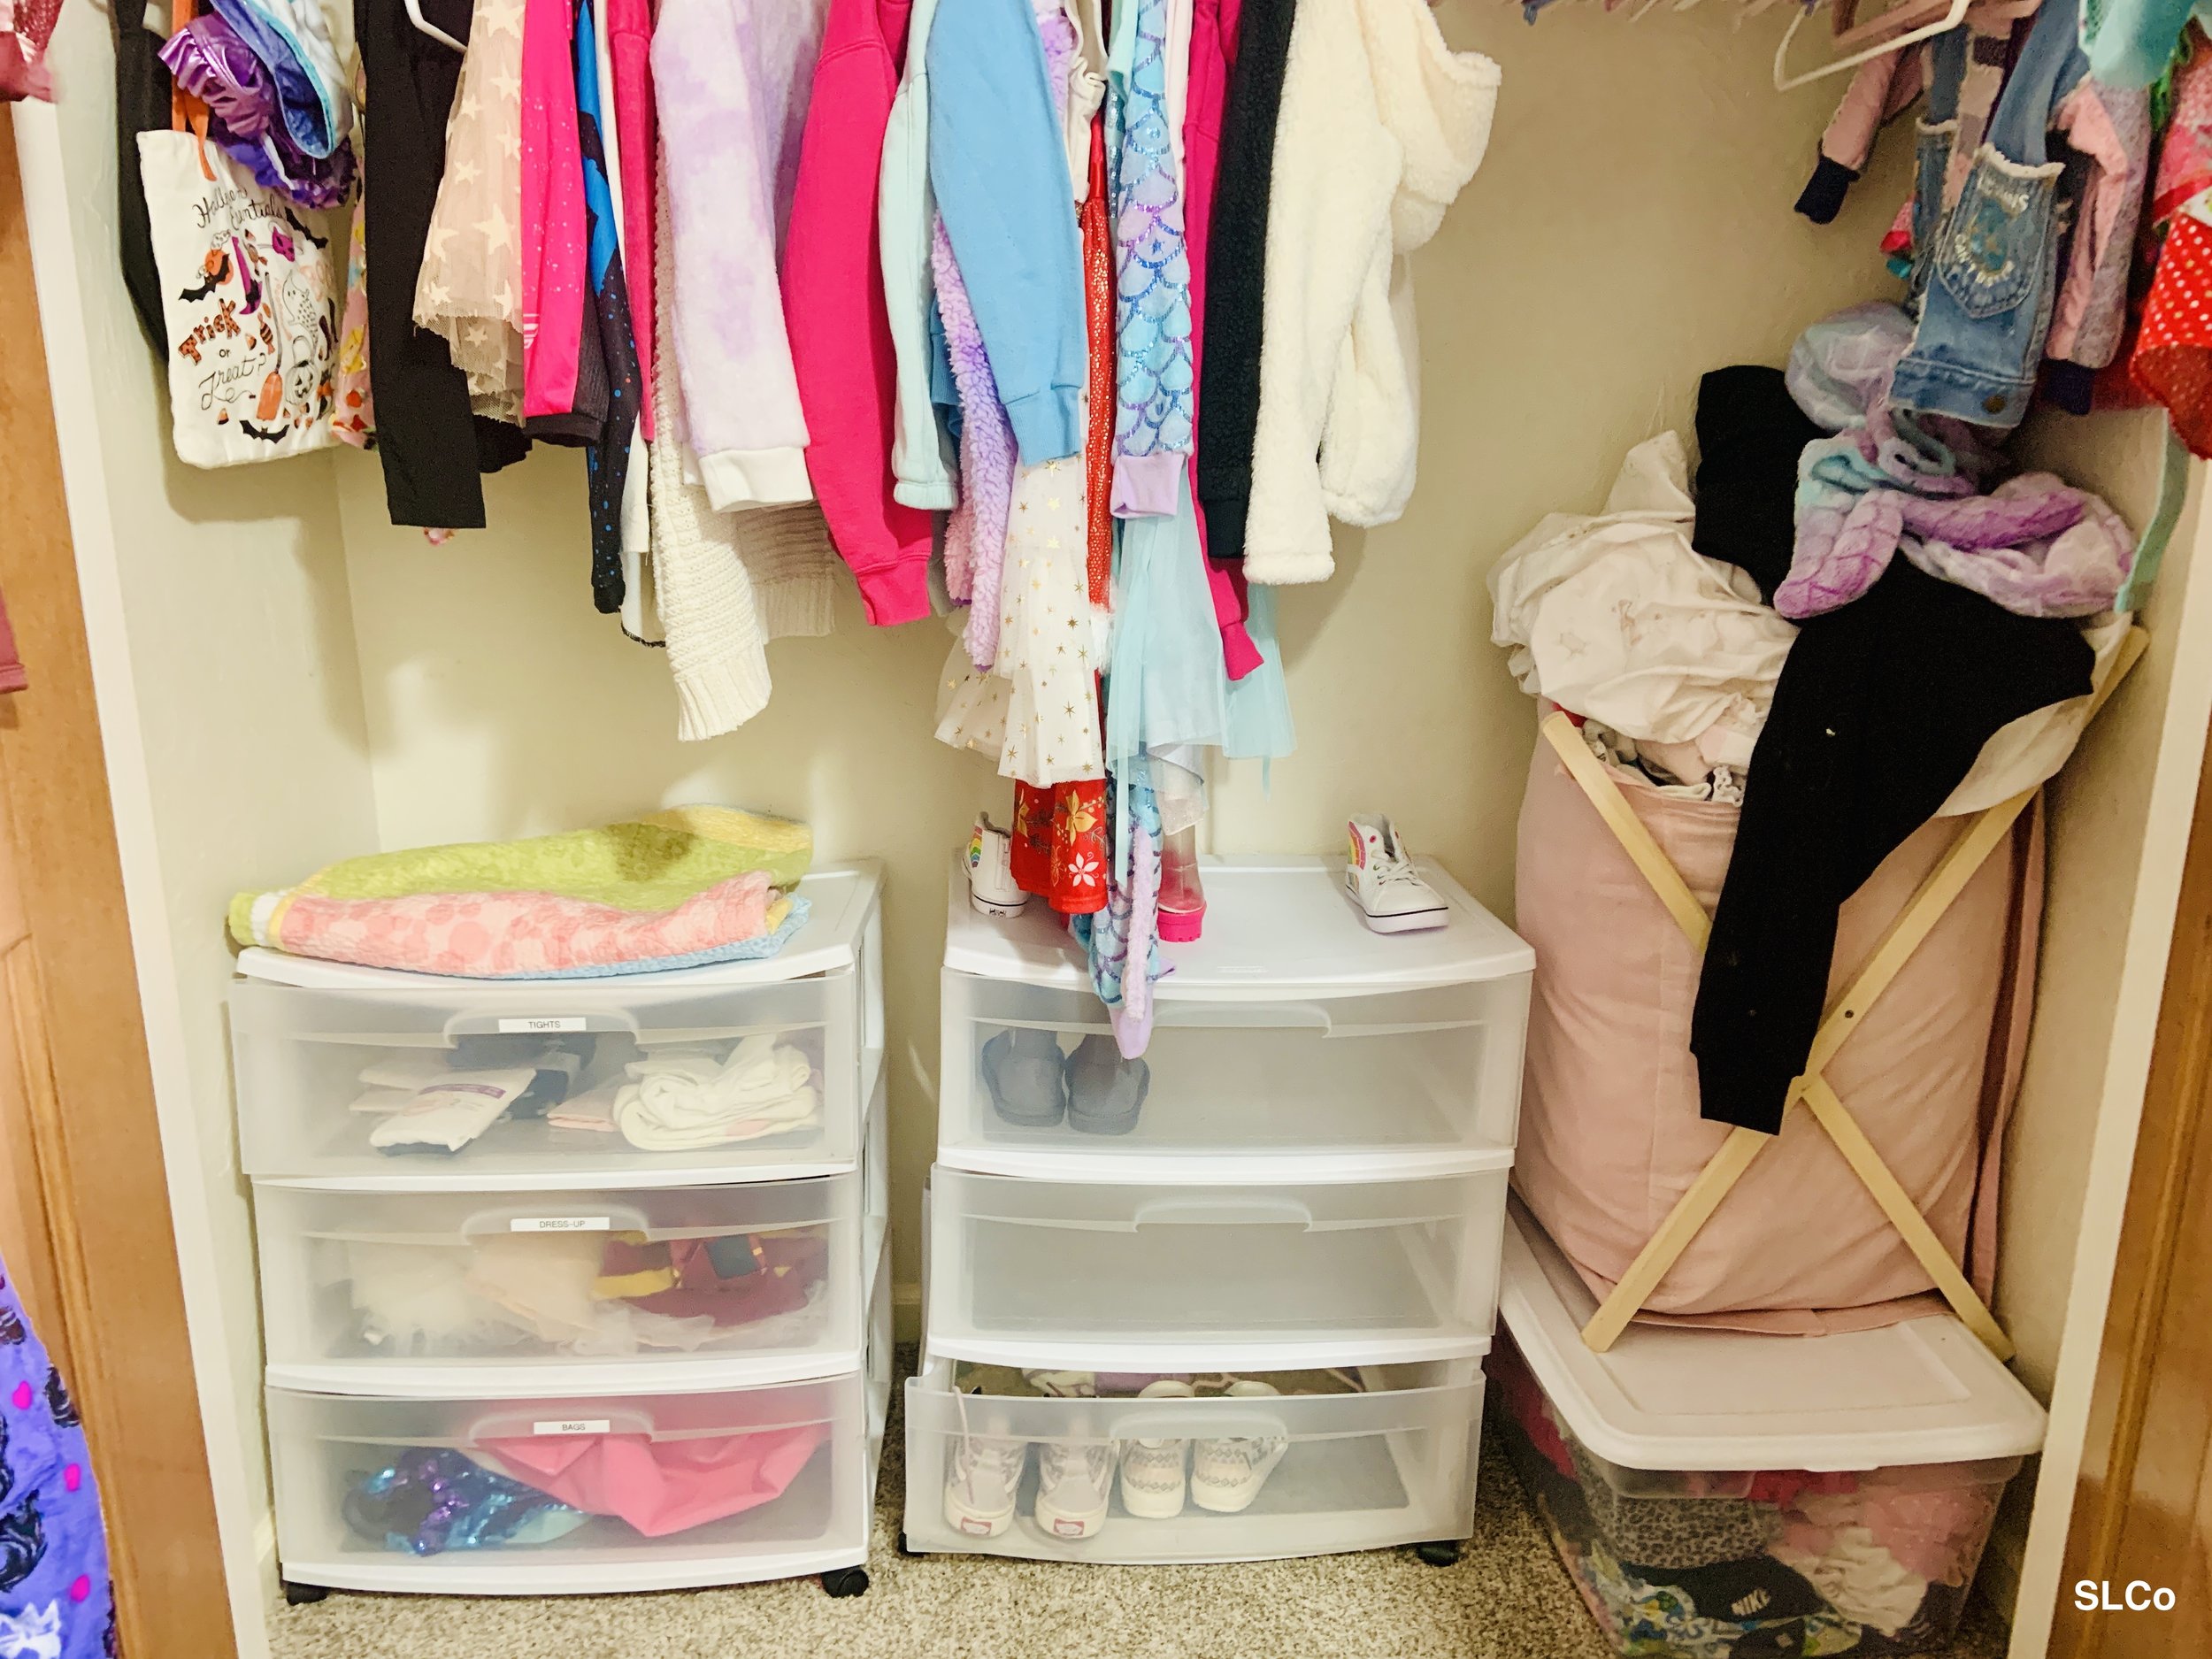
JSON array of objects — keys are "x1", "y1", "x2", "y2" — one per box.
[
  {"x1": 981, "y1": 1028, "x2": 1067, "y2": 1127},
  {"x1": 1066, "y1": 1035, "x2": 1149, "y2": 1135}
]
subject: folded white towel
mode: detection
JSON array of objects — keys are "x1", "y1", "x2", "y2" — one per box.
[{"x1": 614, "y1": 1033, "x2": 820, "y2": 1151}]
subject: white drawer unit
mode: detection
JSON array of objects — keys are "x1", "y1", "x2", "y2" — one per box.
[
  {"x1": 924, "y1": 1165, "x2": 1509, "y2": 1371},
  {"x1": 902, "y1": 1357, "x2": 1482, "y2": 1564},
  {"x1": 270, "y1": 1241, "x2": 894, "y2": 1597},
  {"x1": 233, "y1": 864, "x2": 885, "y2": 1189},
  {"x1": 257, "y1": 1169, "x2": 870, "y2": 1395},
  {"x1": 937, "y1": 857, "x2": 1531, "y2": 1182}
]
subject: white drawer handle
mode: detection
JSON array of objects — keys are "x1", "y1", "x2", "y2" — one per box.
[
  {"x1": 1130, "y1": 1196, "x2": 1314, "y2": 1228},
  {"x1": 461, "y1": 1205, "x2": 649, "y2": 1237},
  {"x1": 1104, "y1": 1409, "x2": 1288, "y2": 1441},
  {"x1": 465, "y1": 1409, "x2": 656, "y2": 1440},
  {"x1": 442, "y1": 1010, "x2": 643, "y2": 1038}
]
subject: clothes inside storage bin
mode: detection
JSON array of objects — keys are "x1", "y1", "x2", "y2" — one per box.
[
  {"x1": 1491, "y1": 1335, "x2": 2016, "y2": 1657},
  {"x1": 1494, "y1": 1203, "x2": 2044, "y2": 1658}
]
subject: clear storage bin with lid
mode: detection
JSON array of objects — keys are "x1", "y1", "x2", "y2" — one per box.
[
  {"x1": 1493, "y1": 1202, "x2": 2046, "y2": 1659},
  {"x1": 232, "y1": 864, "x2": 884, "y2": 1188},
  {"x1": 935, "y1": 857, "x2": 1532, "y2": 1182},
  {"x1": 902, "y1": 1356, "x2": 1483, "y2": 1563}
]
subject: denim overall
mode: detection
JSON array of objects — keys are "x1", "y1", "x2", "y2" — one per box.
[{"x1": 1892, "y1": 0, "x2": 2088, "y2": 429}]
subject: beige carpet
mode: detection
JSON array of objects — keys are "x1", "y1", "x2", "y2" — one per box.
[{"x1": 273, "y1": 1355, "x2": 2013, "y2": 1659}]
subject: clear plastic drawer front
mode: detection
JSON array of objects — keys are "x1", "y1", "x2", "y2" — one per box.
[
  {"x1": 232, "y1": 962, "x2": 872, "y2": 1189},
  {"x1": 255, "y1": 1173, "x2": 866, "y2": 1394},
  {"x1": 266, "y1": 1373, "x2": 872, "y2": 1595},
  {"x1": 902, "y1": 1357, "x2": 1482, "y2": 1563},
  {"x1": 937, "y1": 972, "x2": 1527, "y2": 1180},
  {"x1": 925, "y1": 1166, "x2": 1508, "y2": 1371}
]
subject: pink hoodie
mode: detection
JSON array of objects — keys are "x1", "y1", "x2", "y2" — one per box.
[{"x1": 784, "y1": 0, "x2": 933, "y2": 626}]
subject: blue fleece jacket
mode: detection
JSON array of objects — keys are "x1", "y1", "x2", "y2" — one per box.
[{"x1": 926, "y1": 0, "x2": 1086, "y2": 465}]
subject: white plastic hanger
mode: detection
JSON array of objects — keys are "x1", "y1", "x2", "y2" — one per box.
[
  {"x1": 403, "y1": 0, "x2": 465, "y2": 52},
  {"x1": 1772, "y1": 0, "x2": 1971, "y2": 88}
]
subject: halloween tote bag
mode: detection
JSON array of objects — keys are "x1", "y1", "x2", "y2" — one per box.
[{"x1": 137, "y1": 46, "x2": 339, "y2": 468}]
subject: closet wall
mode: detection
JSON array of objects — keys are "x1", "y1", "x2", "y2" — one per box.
[{"x1": 12, "y1": 0, "x2": 2207, "y2": 1653}]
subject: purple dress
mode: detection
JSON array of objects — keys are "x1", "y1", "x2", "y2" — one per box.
[{"x1": 0, "y1": 1265, "x2": 114, "y2": 1657}]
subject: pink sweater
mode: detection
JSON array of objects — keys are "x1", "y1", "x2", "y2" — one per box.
[
  {"x1": 522, "y1": 0, "x2": 587, "y2": 418},
  {"x1": 784, "y1": 0, "x2": 934, "y2": 626}
]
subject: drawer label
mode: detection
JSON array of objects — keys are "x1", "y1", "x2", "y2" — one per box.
[
  {"x1": 510, "y1": 1216, "x2": 611, "y2": 1233},
  {"x1": 530, "y1": 1419, "x2": 611, "y2": 1437},
  {"x1": 498, "y1": 1016, "x2": 588, "y2": 1033}
]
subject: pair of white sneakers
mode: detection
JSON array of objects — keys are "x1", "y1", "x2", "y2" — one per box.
[{"x1": 942, "y1": 1379, "x2": 1291, "y2": 1540}]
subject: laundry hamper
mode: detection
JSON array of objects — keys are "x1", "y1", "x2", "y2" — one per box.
[{"x1": 1509, "y1": 736, "x2": 2038, "y2": 1328}]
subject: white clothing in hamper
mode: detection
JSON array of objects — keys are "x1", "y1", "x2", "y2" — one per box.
[{"x1": 1487, "y1": 433, "x2": 1798, "y2": 757}]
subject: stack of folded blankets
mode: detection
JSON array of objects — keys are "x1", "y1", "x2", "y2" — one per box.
[{"x1": 228, "y1": 807, "x2": 813, "y2": 979}]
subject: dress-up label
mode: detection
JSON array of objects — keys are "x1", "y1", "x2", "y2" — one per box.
[
  {"x1": 509, "y1": 1216, "x2": 611, "y2": 1233},
  {"x1": 497, "y1": 1016, "x2": 588, "y2": 1033},
  {"x1": 530, "y1": 1419, "x2": 611, "y2": 1437}
]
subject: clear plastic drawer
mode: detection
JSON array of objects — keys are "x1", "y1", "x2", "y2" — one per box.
[
  {"x1": 233, "y1": 868, "x2": 883, "y2": 1189},
  {"x1": 902, "y1": 1356, "x2": 1481, "y2": 1563},
  {"x1": 267, "y1": 1371, "x2": 873, "y2": 1595},
  {"x1": 256, "y1": 1172, "x2": 866, "y2": 1394},
  {"x1": 924, "y1": 1166, "x2": 1508, "y2": 1371},
  {"x1": 937, "y1": 972, "x2": 1527, "y2": 1181}
]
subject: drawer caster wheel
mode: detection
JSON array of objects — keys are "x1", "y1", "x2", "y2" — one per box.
[
  {"x1": 820, "y1": 1567, "x2": 870, "y2": 1599},
  {"x1": 282, "y1": 1581, "x2": 330, "y2": 1607},
  {"x1": 897, "y1": 1532, "x2": 923, "y2": 1558},
  {"x1": 1414, "y1": 1540, "x2": 1462, "y2": 1568}
]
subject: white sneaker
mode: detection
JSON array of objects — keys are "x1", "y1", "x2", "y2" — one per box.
[
  {"x1": 1021, "y1": 1370, "x2": 1098, "y2": 1398},
  {"x1": 1118, "y1": 1379, "x2": 1195, "y2": 1519},
  {"x1": 1033, "y1": 1441, "x2": 1115, "y2": 1540},
  {"x1": 943, "y1": 1432, "x2": 1027, "y2": 1538},
  {"x1": 1190, "y1": 1381, "x2": 1290, "y2": 1514},
  {"x1": 1343, "y1": 815, "x2": 1448, "y2": 933},
  {"x1": 967, "y1": 814, "x2": 1028, "y2": 918}
]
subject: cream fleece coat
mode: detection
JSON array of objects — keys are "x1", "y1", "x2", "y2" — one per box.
[{"x1": 1242, "y1": 0, "x2": 1497, "y2": 585}]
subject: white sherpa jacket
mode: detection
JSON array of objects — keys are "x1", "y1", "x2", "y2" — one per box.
[{"x1": 1242, "y1": 0, "x2": 1497, "y2": 585}]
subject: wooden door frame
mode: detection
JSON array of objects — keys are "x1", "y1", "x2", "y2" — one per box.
[
  {"x1": 0, "y1": 116, "x2": 240, "y2": 1658},
  {"x1": 2053, "y1": 712, "x2": 2212, "y2": 1655}
]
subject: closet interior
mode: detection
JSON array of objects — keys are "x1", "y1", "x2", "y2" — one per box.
[{"x1": 7, "y1": 0, "x2": 2212, "y2": 1649}]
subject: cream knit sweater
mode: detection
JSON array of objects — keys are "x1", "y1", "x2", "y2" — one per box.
[
  {"x1": 1242, "y1": 0, "x2": 1498, "y2": 585},
  {"x1": 649, "y1": 173, "x2": 836, "y2": 741}
]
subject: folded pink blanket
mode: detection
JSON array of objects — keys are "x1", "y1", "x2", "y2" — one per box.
[{"x1": 251, "y1": 874, "x2": 794, "y2": 979}]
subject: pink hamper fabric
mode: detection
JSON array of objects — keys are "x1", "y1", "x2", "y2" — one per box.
[{"x1": 1510, "y1": 738, "x2": 2039, "y2": 1332}]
